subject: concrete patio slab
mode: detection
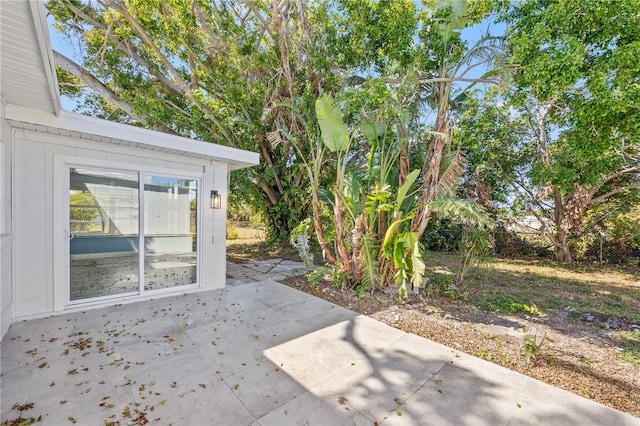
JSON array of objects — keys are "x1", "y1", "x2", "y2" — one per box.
[{"x1": 1, "y1": 263, "x2": 638, "y2": 425}]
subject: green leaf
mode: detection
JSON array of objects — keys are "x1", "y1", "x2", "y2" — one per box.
[
  {"x1": 382, "y1": 218, "x2": 410, "y2": 258},
  {"x1": 361, "y1": 121, "x2": 387, "y2": 143},
  {"x1": 316, "y1": 94, "x2": 350, "y2": 153},
  {"x1": 318, "y1": 187, "x2": 335, "y2": 208},
  {"x1": 395, "y1": 169, "x2": 420, "y2": 212},
  {"x1": 360, "y1": 233, "x2": 380, "y2": 290}
]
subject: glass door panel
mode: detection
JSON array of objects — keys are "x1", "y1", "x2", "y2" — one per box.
[
  {"x1": 143, "y1": 175, "x2": 198, "y2": 291},
  {"x1": 69, "y1": 168, "x2": 140, "y2": 301}
]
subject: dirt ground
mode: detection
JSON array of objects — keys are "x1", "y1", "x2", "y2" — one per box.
[{"x1": 281, "y1": 275, "x2": 640, "y2": 418}]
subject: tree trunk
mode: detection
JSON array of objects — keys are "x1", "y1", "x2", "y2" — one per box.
[
  {"x1": 555, "y1": 229, "x2": 574, "y2": 262},
  {"x1": 411, "y1": 109, "x2": 449, "y2": 237},
  {"x1": 311, "y1": 184, "x2": 336, "y2": 262},
  {"x1": 351, "y1": 214, "x2": 367, "y2": 284},
  {"x1": 333, "y1": 196, "x2": 353, "y2": 287}
]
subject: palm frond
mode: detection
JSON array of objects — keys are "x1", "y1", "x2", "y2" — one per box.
[
  {"x1": 361, "y1": 233, "x2": 380, "y2": 291},
  {"x1": 267, "y1": 129, "x2": 283, "y2": 149},
  {"x1": 438, "y1": 149, "x2": 466, "y2": 192},
  {"x1": 428, "y1": 196, "x2": 493, "y2": 229}
]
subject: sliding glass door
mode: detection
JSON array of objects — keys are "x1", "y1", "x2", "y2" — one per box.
[
  {"x1": 68, "y1": 168, "x2": 199, "y2": 303},
  {"x1": 69, "y1": 168, "x2": 140, "y2": 301},
  {"x1": 143, "y1": 176, "x2": 198, "y2": 291}
]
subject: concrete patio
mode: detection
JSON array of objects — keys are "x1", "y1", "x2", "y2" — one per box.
[{"x1": 1, "y1": 259, "x2": 638, "y2": 425}]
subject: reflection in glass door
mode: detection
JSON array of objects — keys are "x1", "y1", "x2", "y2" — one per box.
[
  {"x1": 143, "y1": 176, "x2": 198, "y2": 291},
  {"x1": 69, "y1": 168, "x2": 140, "y2": 301}
]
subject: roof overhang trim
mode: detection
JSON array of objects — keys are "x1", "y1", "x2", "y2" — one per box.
[{"x1": 5, "y1": 104, "x2": 260, "y2": 170}]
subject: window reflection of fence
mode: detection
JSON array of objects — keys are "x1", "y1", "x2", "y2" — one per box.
[{"x1": 423, "y1": 228, "x2": 640, "y2": 266}]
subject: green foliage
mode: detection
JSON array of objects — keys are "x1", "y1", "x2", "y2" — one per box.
[
  {"x1": 427, "y1": 196, "x2": 494, "y2": 286},
  {"x1": 465, "y1": 0, "x2": 640, "y2": 260},
  {"x1": 390, "y1": 231, "x2": 426, "y2": 298},
  {"x1": 311, "y1": 91, "x2": 429, "y2": 296},
  {"x1": 49, "y1": 0, "x2": 505, "y2": 249},
  {"x1": 69, "y1": 191, "x2": 99, "y2": 232},
  {"x1": 308, "y1": 268, "x2": 327, "y2": 286},
  {"x1": 615, "y1": 331, "x2": 640, "y2": 367},
  {"x1": 226, "y1": 221, "x2": 239, "y2": 240},
  {"x1": 290, "y1": 219, "x2": 314, "y2": 269},
  {"x1": 316, "y1": 94, "x2": 350, "y2": 153},
  {"x1": 520, "y1": 327, "x2": 554, "y2": 365},
  {"x1": 359, "y1": 232, "x2": 380, "y2": 292},
  {"x1": 475, "y1": 293, "x2": 539, "y2": 315}
]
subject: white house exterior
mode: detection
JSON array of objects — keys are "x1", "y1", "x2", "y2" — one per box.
[{"x1": 0, "y1": 1, "x2": 259, "y2": 339}]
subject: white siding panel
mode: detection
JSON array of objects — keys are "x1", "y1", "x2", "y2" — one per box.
[
  {"x1": 200, "y1": 163, "x2": 227, "y2": 290},
  {"x1": 76, "y1": 148, "x2": 106, "y2": 161},
  {"x1": 14, "y1": 139, "x2": 48, "y2": 317},
  {"x1": 106, "y1": 151, "x2": 140, "y2": 165},
  {"x1": 145, "y1": 158, "x2": 168, "y2": 169},
  {"x1": 1, "y1": 103, "x2": 14, "y2": 338}
]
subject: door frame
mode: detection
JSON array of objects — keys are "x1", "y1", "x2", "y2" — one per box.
[{"x1": 54, "y1": 155, "x2": 204, "y2": 309}]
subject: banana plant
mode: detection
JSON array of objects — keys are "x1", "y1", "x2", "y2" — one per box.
[
  {"x1": 313, "y1": 94, "x2": 427, "y2": 296},
  {"x1": 315, "y1": 94, "x2": 354, "y2": 282},
  {"x1": 380, "y1": 170, "x2": 425, "y2": 297}
]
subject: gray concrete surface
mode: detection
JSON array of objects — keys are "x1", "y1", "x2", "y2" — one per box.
[{"x1": 1, "y1": 260, "x2": 638, "y2": 425}]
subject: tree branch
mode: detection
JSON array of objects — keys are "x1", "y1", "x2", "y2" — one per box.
[
  {"x1": 591, "y1": 183, "x2": 640, "y2": 204},
  {"x1": 53, "y1": 49, "x2": 147, "y2": 123},
  {"x1": 102, "y1": 0, "x2": 238, "y2": 146}
]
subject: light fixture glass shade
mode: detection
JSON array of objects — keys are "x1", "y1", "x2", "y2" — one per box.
[{"x1": 210, "y1": 190, "x2": 221, "y2": 209}]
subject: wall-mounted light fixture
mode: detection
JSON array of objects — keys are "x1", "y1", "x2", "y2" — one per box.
[{"x1": 210, "y1": 190, "x2": 222, "y2": 209}]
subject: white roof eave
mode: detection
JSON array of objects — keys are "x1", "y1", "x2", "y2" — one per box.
[
  {"x1": 30, "y1": 0, "x2": 62, "y2": 116},
  {"x1": 5, "y1": 105, "x2": 260, "y2": 170}
]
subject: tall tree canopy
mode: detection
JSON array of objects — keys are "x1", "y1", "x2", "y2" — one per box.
[{"x1": 460, "y1": 0, "x2": 640, "y2": 261}]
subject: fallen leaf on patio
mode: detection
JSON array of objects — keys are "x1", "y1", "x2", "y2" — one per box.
[
  {"x1": 68, "y1": 416, "x2": 77, "y2": 423},
  {"x1": 170, "y1": 381, "x2": 177, "y2": 388},
  {"x1": 60, "y1": 400, "x2": 67, "y2": 405},
  {"x1": 338, "y1": 396, "x2": 347, "y2": 405},
  {"x1": 67, "y1": 369, "x2": 78, "y2": 375},
  {"x1": 199, "y1": 384, "x2": 206, "y2": 388},
  {"x1": 12, "y1": 402, "x2": 34, "y2": 411}
]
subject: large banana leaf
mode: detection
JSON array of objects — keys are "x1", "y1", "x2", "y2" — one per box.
[
  {"x1": 395, "y1": 169, "x2": 420, "y2": 212},
  {"x1": 315, "y1": 94, "x2": 350, "y2": 153}
]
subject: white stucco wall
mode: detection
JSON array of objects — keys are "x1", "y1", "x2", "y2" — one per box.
[
  {"x1": 0, "y1": 99, "x2": 14, "y2": 338},
  {"x1": 12, "y1": 129, "x2": 228, "y2": 320}
]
